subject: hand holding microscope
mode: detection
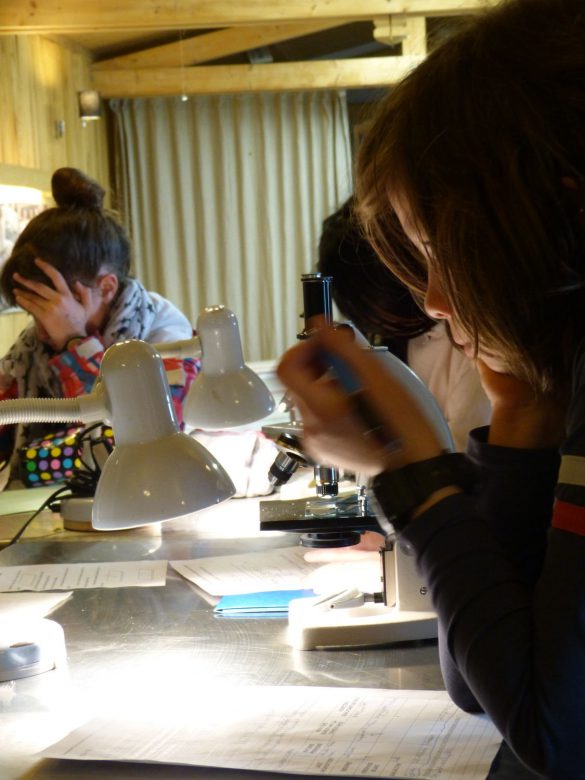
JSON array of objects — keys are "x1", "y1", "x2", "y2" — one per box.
[{"x1": 259, "y1": 273, "x2": 454, "y2": 650}]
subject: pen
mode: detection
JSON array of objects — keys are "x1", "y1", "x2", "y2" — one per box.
[{"x1": 321, "y1": 349, "x2": 402, "y2": 455}]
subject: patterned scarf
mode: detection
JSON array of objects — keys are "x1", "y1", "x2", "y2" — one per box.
[{"x1": 0, "y1": 279, "x2": 160, "y2": 456}]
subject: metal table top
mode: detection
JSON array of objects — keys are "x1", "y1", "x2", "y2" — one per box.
[{"x1": 0, "y1": 495, "x2": 442, "y2": 780}]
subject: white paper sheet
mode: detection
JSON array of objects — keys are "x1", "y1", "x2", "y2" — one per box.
[
  {"x1": 170, "y1": 546, "x2": 317, "y2": 596},
  {"x1": 0, "y1": 560, "x2": 167, "y2": 592},
  {"x1": 0, "y1": 590, "x2": 72, "y2": 618},
  {"x1": 42, "y1": 686, "x2": 501, "y2": 780},
  {"x1": 171, "y1": 546, "x2": 383, "y2": 598}
]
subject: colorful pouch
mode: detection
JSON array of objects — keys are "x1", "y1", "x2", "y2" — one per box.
[{"x1": 18, "y1": 425, "x2": 114, "y2": 488}]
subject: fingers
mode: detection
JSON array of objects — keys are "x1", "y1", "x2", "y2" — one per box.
[
  {"x1": 12, "y1": 289, "x2": 42, "y2": 317},
  {"x1": 304, "y1": 532, "x2": 385, "y2": 561},
  {"x1": 11, "y1": 260, "x2": 92, "y2": 351},
  {"x1": 278, "y1": 326, "x2": 380, "y2": 420},
  {"x1": 277, "y1": 326, "x2": 353, "y2": 389},
  {"x1": 277, "y1": 330, "x2": 393, "y2": 472},
  {"x1": 278, "y1": 326, "x2": 446, "y2": 468},
  {"x1": 12, "y1": 272, "x2": 54, "y2": 302},
  {"x1": 72, "y1": 280, "x2": 93, "y2": 308},
  {"x1": 12, "y1": 258, "x2": 73, "y2": 301},
  {"x1": 278, "y1": 333, "x2": 354, "y2": 425},
  {"x1": 31, "y1": 258, "x2": 71, "y2": 294}
]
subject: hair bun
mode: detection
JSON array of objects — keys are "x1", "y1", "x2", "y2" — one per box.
[{"x1": 51, "y1": 167, "x2": 105, "y2": 209}]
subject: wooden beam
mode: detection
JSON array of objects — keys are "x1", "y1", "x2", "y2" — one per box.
[
  {"x1": 95, "y1": 21, "x2": 347, "y2": 71},
  {"x1": 92, "y1": 56, "x2": 424, "y2": 98},
  {"x1": 374, "y1": 15, "x2": 427, "y2": 56},
  {"x1": 0, "y1": 1, "x2": 497, "y2": 35}
]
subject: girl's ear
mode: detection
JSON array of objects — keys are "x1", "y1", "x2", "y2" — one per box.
[{"x1": 97, "y1": 272, "x2": 119, "y2": 304}]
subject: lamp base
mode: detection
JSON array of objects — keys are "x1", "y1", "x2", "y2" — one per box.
[
  {"x1": 287, "y1": 595, "x2": 437, "y2": 651},
  {"x1": 59, "y1": 496, "x2": 162, "y2": 534},
  {"x1": 60, "y1": 497, "x2": 94, "y2": 532}
]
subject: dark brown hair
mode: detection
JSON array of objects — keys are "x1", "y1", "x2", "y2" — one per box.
[
  {"x1": 317, "y1": 197, "x2": 434, "y2": 360},
  {"x1": 356, "y1": 0, "x2": 585, "y2": 394},
  {"x1": 1, "y1": 167, "x2": 131, "y2": 305}
]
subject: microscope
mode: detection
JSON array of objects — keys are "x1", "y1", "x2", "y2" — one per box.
[{"x1": 259, "y1": 273, "x2": 454, "y2": 650}]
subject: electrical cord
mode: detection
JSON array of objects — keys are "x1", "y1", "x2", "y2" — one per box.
[
  {"x1": 62, "y1": 421, "x2": 115, "y2": 498},
  {"x1": 2, "y1": 484, "x2": 72, "y2": 549},
  {"x1": 2, "y1": 423, "x2": 115, "y2": 549}
]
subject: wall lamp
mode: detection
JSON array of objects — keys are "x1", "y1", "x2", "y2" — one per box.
[
  {"x1": 0, "y1": 307, "x2": 274, "y2": 531},
  {"x1": 78, "y1": 89, "x2": 102, "y2": 122}
]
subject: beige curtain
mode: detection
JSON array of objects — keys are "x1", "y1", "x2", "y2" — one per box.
[{"x1": 111, "y1": 91, "x2": 352, "y2": 361}]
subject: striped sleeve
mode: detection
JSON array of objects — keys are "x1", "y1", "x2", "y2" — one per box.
[
  {"x1": 50, "y1": 340, "x2": 200, "y2": 428},
  {"x1": 553, "y1": 454, "x2": 585, "y2": 535},
  {"x1": 49, "y1": 336, "x2": 105, "y2": 397}
]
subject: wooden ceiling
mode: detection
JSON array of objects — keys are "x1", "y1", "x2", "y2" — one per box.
[{"x1": 0, "y1": 0, "x2": 496, "y2": 98}]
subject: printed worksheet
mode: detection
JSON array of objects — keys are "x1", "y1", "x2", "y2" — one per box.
[
  {"x1": 0, "y1": 560, "x2": 167, "y2": 592},
  {"x1": 42, "y1": 686, "x2": 501, "y2": 779},
  {"x1": 171, "y1": 546, "x2": 382, "y2": 598},
  {"x1": 170, "y1": 546, "x2": 316, "y2": 596}
]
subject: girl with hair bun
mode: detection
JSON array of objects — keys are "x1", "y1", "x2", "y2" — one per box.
[{"x1": 0, "y1": 167, "x2": 197, "y2": 473}]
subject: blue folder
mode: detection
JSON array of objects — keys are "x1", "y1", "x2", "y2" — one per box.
[{"x1": 214, "y1": 589, "x2": 315, "y2": 616}]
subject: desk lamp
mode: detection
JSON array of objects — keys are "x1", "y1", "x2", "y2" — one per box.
[
  {"x1": 0, "y1": 307, "x2": 274, "y2": 531},
  {"x1": 155, "y1": 305, "x2": 275, "y2": 429}
]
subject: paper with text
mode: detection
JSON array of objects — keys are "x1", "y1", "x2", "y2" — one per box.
[
  {"x1": 171, "y1": 546, "x2": 317, "y2": 596},
  {"x1": 42, "y1": 686, "x2": 500, "y2": 779},
  {"x1": 0, "y1": 560, "x2": 167, "y2": 592}
]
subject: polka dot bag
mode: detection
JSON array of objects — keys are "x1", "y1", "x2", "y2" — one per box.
[{"x1": 18, "y1": 425, "x2": 114, "y2": 488}]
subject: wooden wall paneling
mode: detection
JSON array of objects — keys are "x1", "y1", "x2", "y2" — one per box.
[
  {"x1": 0, "y1": 35, "x2": 109, "y2": 190},
  {"x1": 0, "y1": 39, "x2": 24, "y2": 166}
]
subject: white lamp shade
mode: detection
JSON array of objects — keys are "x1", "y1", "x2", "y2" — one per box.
[
  {"x1": 184, "y1": 306, "x2": 275, "y2": 429},
  {"x1": 92, "y1": 431, "x2": 235, "y2": 530},
  {"x1": 91, "y1": 340, "x2": 235, "y2": 530}
]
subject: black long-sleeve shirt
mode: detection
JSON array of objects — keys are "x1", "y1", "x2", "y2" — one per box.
[{"x1": 390, "y1": 339, "x2": 585, "y2": 778}]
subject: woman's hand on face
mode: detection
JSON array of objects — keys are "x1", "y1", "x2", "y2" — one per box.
[
  {"x1": 475, "y1": 358, "x2": 537, "y2": 411},
  {"x1": 12, "y1": 258, "x2": 93, "y2": 351},
  {"x1": 476, "y1": 359, "x2": 566, "y2": 449},
  {"x1": 277, "y1": 325, "x2": 445, "y2": 476}
]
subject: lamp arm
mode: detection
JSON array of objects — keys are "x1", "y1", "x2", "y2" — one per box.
[
  {"x1": 0, "y1": 380, "x2": 108, "y2": 427},
  {"x1": 152, "y1": 336, "x2": 202, "y2": 360}
]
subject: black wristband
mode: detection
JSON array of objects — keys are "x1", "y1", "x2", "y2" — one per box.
[{"x1": 369, "y1": 452, "x2": 478, "y2": 535}]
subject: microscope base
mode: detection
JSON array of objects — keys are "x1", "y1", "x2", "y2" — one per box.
[{"x1": 287, "y1": 597, "x2": 437, "y2": 651}]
